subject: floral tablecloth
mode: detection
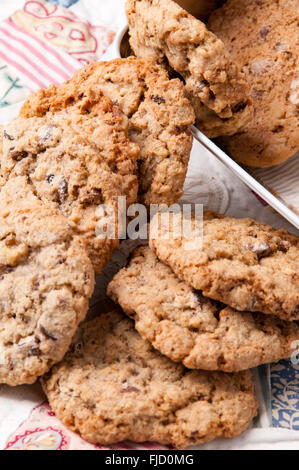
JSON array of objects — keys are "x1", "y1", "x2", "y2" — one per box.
[{"x1": 0, "y1": 0, "x2": 298, "y2": 451}]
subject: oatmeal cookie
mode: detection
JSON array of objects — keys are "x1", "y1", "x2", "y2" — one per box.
[
  {"x1": 0, "y1": 176, "x2": 94, "y2": 386},
  {"x1": 2, "y1": 90, "x2": 139, "y2": 274},
  {"x1": 149, "y1": 211, "x2": 299, "y2": 321},
  {"x1": 126, "y1": 0, "x2": 252, "y2": 137},
  {"x1": 20, "y1": 57, "x2": 194, "y2": 207},
  {"x1": 209, "y1": 0, "x2": 299, "y2": 167},
  {"x1": 41, "y1": 309, "x2": 258, "y2": 449},
  {"x1": 108, "y1": 246, "x2": 299, "y2": 371}
]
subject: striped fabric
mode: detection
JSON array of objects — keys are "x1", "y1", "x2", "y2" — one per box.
[
  {"x1": 252, "y1": 151, "x2": 299, "y2": 213},
  {"x1": 0, "y1": 17, "x2": 80, "y2": 91}
]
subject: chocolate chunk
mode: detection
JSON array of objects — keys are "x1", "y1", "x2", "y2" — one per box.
[
  {"x1": 231, "y1": 100, "x2": 247, "y2": 113},
  {"x1": 40, "y1": 326, "x2": 57, "y2": 341},
  {"x1": 259, "y1": 26, "x2": 270, "y2": 39},
  {"x1": 29, "y1": 346, "x2": 41, "y2": 357},
  {"x1": 46, "y1": 174, "x2": 54, "y2": 184},
  {"x1": 0, "y1": 267, "x2": 14, "y2": 280},
  {"x1": 3, "y1": 130, "x2": 14, "y2": 140},
  {"x1": 10, "y1": 150, "x2": 28, "y2": 161},
  {"x1": 120, "y1": 386, "x2": 140, "y2": 393},
  {"x1": 173, "y1": 125, "x2": 189, "y2": 135},
  {"x1": 79, "y1": 188, "x2": 103, "y2": 206},
  {"x1": 70, "y1": 341, "x2": 84, "y2": 357},
  {"x1": 197, "y1": 393, "x2": 206, "y2": 401},
  {"x1": 150, "y1": 95, "x2": 165, "y2": 104}
]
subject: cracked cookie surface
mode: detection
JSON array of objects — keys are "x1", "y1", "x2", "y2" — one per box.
[
  {"x1": 20, "y1": 57, "x2": 194, "y2": 207},
  {"x1": 1, "y1": 91, "x2": 139, "y2": 274},
  {"x1": 149, "y1": 212, "x2": 299, "y2": 321},
  {"x1": 126, "y1": 0, "x2": 252, "y2": 138},
  {"x1": 209, "y1": 0, "x2": 299, "y2": 167},
  {"x1": 41, "y1": 309, "x2": 258, "y2": 449},
  {"x1": 108, "y1": 246, "x2": 299, "y2": 371},
  {"x1": 0, "y1": 177, "x2": 94, "y2": 386}
]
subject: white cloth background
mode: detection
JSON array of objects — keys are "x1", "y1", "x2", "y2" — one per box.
[{"x1": 0, "y1": 0, "x2": 298, "y2": 450}]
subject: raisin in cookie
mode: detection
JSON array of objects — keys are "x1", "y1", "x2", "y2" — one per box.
[
  {"x1": 41, "y1": 309, "x2": 258, "y2": 449},
  {"x1": 149, "y1": 211, "x2": 299, "y2": 321},
  {"x1": 108, "y1": 246, "x2": 299, "y2": 371},
  {"x1": 20, "y1": 57, "x2": 194, "y2": 207},
  {"x1": 0, "y1": 176, "x2": 94, "y2": 386},
  {"x1": 2, "y1": 90, "x2": 139, "y2": 274},
  {"x1": 209, "y1": 0, "x2": 299, "y2": 167},
  {"x1": 126, "y1": 0, "x2": 252, "y2": 138}
]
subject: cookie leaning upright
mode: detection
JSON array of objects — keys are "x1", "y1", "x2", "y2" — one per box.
[
  {"x1": 41, "y1": 309, "x2": 258, "y2": 449},
  {"x1": 108, "y1": 246, "x2": 299, "y2": 372},
  {"x1": 20, "y1": 57, "x2": 195, "y2": 207},
  {"x1": 0, "y1": 177, "x2": 94, "y2": 386},
  {"x1": 2, "y1": 88, "x2": 139, "y2": 274},
  {"x1": 209, "y1": 0, "x2": 299, "y2": 167},
  {"x1": 126, "y1": 0, "x2": 252, "y2": 138},
  {"x1": 149, "y1": 212, "x2": 299, "y2": 321}
]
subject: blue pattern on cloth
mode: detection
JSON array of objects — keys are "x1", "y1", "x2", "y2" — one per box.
[
  {"x1": 48, "y1": 0, "x2": 79, "y2": 7},
  {"x1": 271, "y1": 360, "x2": 299, "y2": 430}
]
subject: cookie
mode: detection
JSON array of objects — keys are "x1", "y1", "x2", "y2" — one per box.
[
  {"x1": 126, "y1": 0, "x2": 252, "y2": 138},
  {"x1": 2, "y1": 90, "x2": 139, "y2": 274},
  {"x1": 209, "y1": 0, "x2": 299, "y2": 167},
  {"x1": 20, "y1": 57, "x2": 195, "y2": 207},
  {"x1": 41, "y1": 309, "x2": 258, "y2": 449},
  {"x1": 149, "y1": 211, "x2": 299, "y2": 321},
  {"x1": 108, "y1": 246, "x2": 299, "y2": 371},
  {"x1": 0, "y1": 176, "x2": 94, "y2": 386}
]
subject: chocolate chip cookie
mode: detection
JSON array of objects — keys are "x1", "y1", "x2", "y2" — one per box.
[
  {"x1": 209, "y1": 0, "x2": 299, "y2": 167},
  {"x1": 0, "y1": 176, "x2": 94, "y2": 386},
  {"x1": 149, "y1": 211, "x2": 299, "y2": 321},
  {"x1": 20, "y1": 57, "x2": 194, "y2": 207},
  {"x1": 126, "y1": 0, "x2": 252, "y2": 137},
  {"x1": 41, "y1": 309, "x2": 258, "y2": 449},
  {"x1": 1, "y1": 90, "x2": 139, "y2": 274},
  {"x1": 108, "y1": 246, "x2": 299, "y2": 371}
]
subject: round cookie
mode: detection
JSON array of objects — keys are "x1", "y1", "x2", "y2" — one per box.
[
  {"x1": 2, "y1": 90, "x2": 139, "y2": 274},
  {"x1": 20, "y1": 57, "x2": 195, "y2": 207},
  {"x1": 41, "y1": 309, "x2": 258, "y2": 449},
  {"x1": 126, "y1": 0, "x2": 253, "y2": 138},
  {"x1": 0, "y1": 176, "x2": 95, "y2": 386},
  {"x1": 108, "y1": 246, "x2": 299, "y2": 371},
  {"x1": 149, "y1": 211, "x2": 299, "y2": 321},
  {"x1": 209, "y1": 0, "x2": 299, "y2": 167}
]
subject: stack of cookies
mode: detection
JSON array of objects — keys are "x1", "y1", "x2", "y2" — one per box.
[{"x1": 0, "y1": 0, "x2": 298, "y2": 450}]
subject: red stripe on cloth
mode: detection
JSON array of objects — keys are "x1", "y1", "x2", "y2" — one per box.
[
  {"x1": 0, "y1": 49, "x2": 45, "y2": 89},
  {"x1": 0, "y1": 25, "x2": 70, "y2": 81},
  {"x1": 6, "y1": 18, "x2": 79, "y2": 75},
  {"x1": 0, "y1": 36, "x2": 60, "y2": 86}
]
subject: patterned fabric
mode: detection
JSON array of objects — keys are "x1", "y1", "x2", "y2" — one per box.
[
  {"x1": 271, "y1": 360, "x2": 299, "y2": 431},
  {"x1": 11, "y1": 1, "x2": 115, "y2": 65},
  {"x1": 0, "y1": 0, "x2": 115, "y2": 104},
  {"x1": 5, "y1": 403, "x2": 170, "y2": 450},
  {"x1": 0, "y1": 59, "x2": 28, "y2": 106},
  {"x1": 48, "y1": 0, "x2": 79, "y2": 6}
]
